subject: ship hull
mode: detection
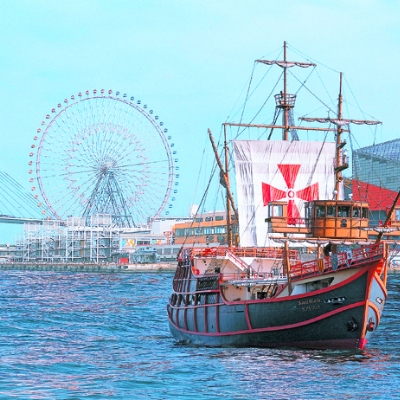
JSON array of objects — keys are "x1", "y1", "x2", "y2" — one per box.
[{"x1": 167, "y1": 260, "x2": 386, "y2": 349}]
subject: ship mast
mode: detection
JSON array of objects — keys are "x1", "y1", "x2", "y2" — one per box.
[
  {"x1": 208, "y1": 128, "x2": 238, "y2": 247},
  {"x1": 300, "y1": 72, "x2": 382, "y2": 200},
  {"x1": 224, "y1": 125, "x2": 232, "y2": 246},
  {"x1": 283, "y1": 42, "x2": 289, "y2": 140},
  {"x1": 255, "y1": 41, "x2": 316, "y2": 141},
  {"x1": 335, "y1": 72, "x2": 346, "y2": 199}
]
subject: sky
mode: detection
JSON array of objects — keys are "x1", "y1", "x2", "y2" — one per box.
[{"x1": 0, "y1": 0, "x2": 399, "y2": 243}]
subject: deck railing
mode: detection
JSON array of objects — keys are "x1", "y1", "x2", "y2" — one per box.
[
  {"x1": 191, "y1": 246, "x2": 299, "y2": 261},
  {"x1": 180, "y1": 243, "x2": 385, "y2": 284},
  {"x1": 289, "y1": 242, "x2": 384, "y2": 280}
]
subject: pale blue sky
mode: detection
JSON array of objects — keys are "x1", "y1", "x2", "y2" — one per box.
[{"x1": 0, "y1": 0, "x2": 398, "y2": 243}]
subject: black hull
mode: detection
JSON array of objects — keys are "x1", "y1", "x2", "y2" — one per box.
[
  {"x1": 169, "y1": 306, "x2": 365, "y2": 349},
  {"x1": 167, "y1": 262, "x2": 387, "y2": 349}
]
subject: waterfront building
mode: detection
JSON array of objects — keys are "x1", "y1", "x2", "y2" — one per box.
[
  {"x1": 173, "y1": 210, "x2": 239, "y2": 246},
  {"x1": 352, "y1": 138, "x2": 400, "y2": 242}
]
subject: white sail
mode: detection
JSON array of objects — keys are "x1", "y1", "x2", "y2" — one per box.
[{"x1": 233, "y1": 140, "x2": 338, "y2": 247}]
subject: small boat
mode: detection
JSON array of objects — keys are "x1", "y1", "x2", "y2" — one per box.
[{"x1": 167, "y1": 42, "x2": 390, "y2": 349}]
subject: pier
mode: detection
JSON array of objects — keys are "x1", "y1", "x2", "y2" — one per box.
[{"x1": 0, "y1": 262, "x2": 176, "y2": 273}]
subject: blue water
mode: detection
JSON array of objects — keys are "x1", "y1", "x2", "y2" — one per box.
[{"x1": 0, "y1": 270, "x2": 399, "y2": 399}]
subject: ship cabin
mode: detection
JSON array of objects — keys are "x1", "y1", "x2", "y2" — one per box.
[{"x1": 267, "y1": 200, "x2": 369, "y2": 239}]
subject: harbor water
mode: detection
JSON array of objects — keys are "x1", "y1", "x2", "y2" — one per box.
[{"x1": 0, "y1": 269, "x2": 400, "y2": 399}]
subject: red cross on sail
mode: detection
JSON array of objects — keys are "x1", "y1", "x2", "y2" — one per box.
[{"x1": 262, "y1": 164, "x2": 319, "y2": 225}]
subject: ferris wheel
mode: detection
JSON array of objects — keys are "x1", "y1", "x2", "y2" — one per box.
[{"x1": 29, "y1": 89, "x2": 178, "y2": 227}]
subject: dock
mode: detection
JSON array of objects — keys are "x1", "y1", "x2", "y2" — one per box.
[{"x1": 0, "y1": 262, "x2": 177, "y2": 273}]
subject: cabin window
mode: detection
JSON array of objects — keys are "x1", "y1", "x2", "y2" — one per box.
[
  {"x1": 396, "y1": 209, "x2": 400, "y2": 221},
  {"x1": 204, "y1": 227, "x2": 214, "y2": 234},
  {"x1": 338, "y1": 206, "x2": 350, "y2": 217},
  {"x1": 362, "y1": 208, "x2": 368, "y2": 218},
  {"x1": 195, "y1": 217, "x2": 203, "y2": 222},
  {"x1": 194, "y1": 228, "x2": 202, "y2": 236},
  {"x1": 327, "y1": 206, "x2": 336, "y2": 217},
  {"x1": 352, "y1": 207, "x2": 361, "y2": 218},
  {"x1": 305, "y1": 205, "x2": 311, "y2": 219},
  {"x1": 217, "y1": 236, "x2": 226, "y2": 244},
  {"x1": 273, "y1": 205, "x2": 283, "y2": 217},
  {"x1": 175, "y1": 229, "x2": 185, "y2": 237},
  {"x1": 269, "y1": 204, "x2": 283, "y2": 217},
  {"x1": 215, "y1": 216, "x2": 224, "y2": 221},
  {"x1": 316, "y1": 205, "x2": 326, "y2": 217},
  {"x1": 205, "y1": 217, "x2": 213, "y2": 222},
  {"x1": 214, "y1": 226, "x2": 226, "y2": 234}
]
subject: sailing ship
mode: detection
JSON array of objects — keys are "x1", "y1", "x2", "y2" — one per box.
[{"x1": 167, "y1": 42, "x2": 389, "y2": 349}]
